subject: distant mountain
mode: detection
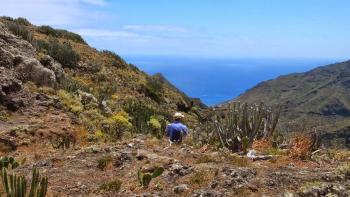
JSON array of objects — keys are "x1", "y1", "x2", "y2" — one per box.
[{"x1": 225, "y1": 60, "x2": 350, "y2": 147}]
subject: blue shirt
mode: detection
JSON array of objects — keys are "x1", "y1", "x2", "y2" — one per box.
[{"x1": 166, "y1": 121, "x2": 189, "y2": 142}]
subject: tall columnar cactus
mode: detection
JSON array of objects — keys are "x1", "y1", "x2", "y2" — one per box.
[
  {"x1": 211, "y1": 102, "x2": 281, "y2": 152},
  {"x1": 1, "y1": 168, "x2": 48, "y2": 197},
  {"x1": 137, "y1": 167, "x2": 164, "y2": 188}
]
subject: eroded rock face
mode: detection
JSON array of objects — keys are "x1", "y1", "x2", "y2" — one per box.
[
  {"x1": 14, "y1": 56, "x2": 57, "y2": 87},
  {"x1": 0, "y1": 67, "x2": 23, "y2": 111},
  {"x1": 0, "y1": 22, "x2": 36, "y2": 68},
  {"x1": 40, "y1": 55, "x2": 64, "y2": 83}
]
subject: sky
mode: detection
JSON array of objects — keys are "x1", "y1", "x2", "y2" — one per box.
[{"x1": 1, "y1": 0, "x2": 350, "y2": 59}]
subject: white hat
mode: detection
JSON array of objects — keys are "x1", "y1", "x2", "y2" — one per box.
[{"x1": 173, "y1": 112, "x2": 185, "y2": 119}]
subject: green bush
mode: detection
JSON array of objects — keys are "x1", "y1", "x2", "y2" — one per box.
[
  {"x1": 37, "y1": 25, "x2": 86, "y2": 44},
  {"x1": 5, "y1": 21, "x2": 33, "y2": 42},
  {"x1": 58, "y1": 90, "x2": 83, "y2": 114},
  {"x1": 97, "y1": 155, "x2": 113, "y2": 170},
  {"x1": 101, "y1": 50, "x2": 127, "y2": 68},
  {"x1": 38, "y1": 25, "x2": 57, "y2": 36},
  {"x1": 101, "y1": 112, "x2": 132, "y2": 140},
  {"x1": 14, "y1": 17, "x2": 31, "y2": 26},
  {"x1": 34, "y1": 38, "x2": 80, "y2": 68}
]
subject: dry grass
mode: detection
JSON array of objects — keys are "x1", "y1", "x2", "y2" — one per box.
[
  {"x1": 289, "y1": 135, "x2": 313, "y2": 160},
  {"x1": 252, "y1": 138, "x2": 272, "y2": 152}
]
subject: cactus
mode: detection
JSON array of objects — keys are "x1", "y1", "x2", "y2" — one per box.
[
  {"x1": 0, "y1": 156, "x2": 19, "y2": 170},
  {"x1": 51, "y1": 134, "x2": 75, "y2": 150},
  {"x1": 1, "y1": 168, "x2": 48, "y2": 197},
  {"x1": 211, "y1": 102, "x2": 281, "y2": 152},
  {"x1": 137, "y1": 167, "x2": 164, "y2": 188}
]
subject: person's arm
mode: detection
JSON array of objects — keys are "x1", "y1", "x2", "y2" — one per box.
[{"x1": 165, "y1": 124, "x2": 170, "y2": 137}]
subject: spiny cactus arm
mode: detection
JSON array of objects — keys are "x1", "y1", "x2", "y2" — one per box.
[
  {"x1": 142, "y1": 174, "x2": 152, "y2": 187},
  {"x1": 151, "y1": 167, "x2": 164, "y2": 178},
  {"x1": 137, "y1": 168, "x2": 143, "y2": 186},
  {"x1": 38, "y1": 177, "x2": 48, "y2": 197},
  {"x1": 1, "y1": 168, "x2": 10, "y2": 194},
  {"x1": 29, "y1": 168, "x2": 40, "y2": 197}
]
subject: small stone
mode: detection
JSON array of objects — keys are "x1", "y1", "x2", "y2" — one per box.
[{"x1": 173, "y1": 184, "x2": 189, "y2": 193}]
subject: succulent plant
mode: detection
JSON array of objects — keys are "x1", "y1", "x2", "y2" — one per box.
[
  {"x1": 210, "y1": 102, "x2": 281, "y2": 152},
  {"x1": 0, "y1": 156, "x2": 19, "y2": 170},
  {"x1": 1, "y1": 168, "x2": 48, "y2": 197},
  {"x1": 137, "y1": 167, "x2": 164, "y2": 188}
]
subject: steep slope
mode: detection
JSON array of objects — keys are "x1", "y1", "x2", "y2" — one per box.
[
  {"x1": 0, "y1": 16, "x2": 204, "y2": 151},
  {"x1": 229, "y1": 60, "x2": 350, "y2": 142}
]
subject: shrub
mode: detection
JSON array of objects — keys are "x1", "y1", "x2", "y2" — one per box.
[
  {"x1": 14, "y1": 17, "x2": 31, "y2": 26},
  {"x1": 97, "y1": 155, "x2": 113, "y2": 170},
  {"x1": 0, "y1": 111, "x2": 9, "y2": 121},
  {"x1": 143, "y1": 77, "x2": 164, "y2": 103},
  {"x1": 99, "y1": 179, "x2": 122, "y2": 192},
  {"x1": 147, "y1": 115, "x2": 163, "y2": 138},
  {"x1": 59, "y1": 75, "x2": 90, "y2": 94},
  {"x1": 58, "y1": 90, "x2": 83, "y2": 114},
  {"x1": 101, "y1": 50, "x2": 127, "y2": 68},
  {"x1": 55, "y1": 29, "x2": 86, "y2": 44},
  {"x1": 101, "y1": 111, "x2": 132, "y2": 140},
  {"x1": 34, "y1": 38, "x2": 80, "y2": 68},
  {"x1": 5, "y1": 21, "x2": 33, "y2": 42}
]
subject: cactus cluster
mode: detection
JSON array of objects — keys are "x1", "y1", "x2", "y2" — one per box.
[
  {"x1": 137, "y1": 167, "x2": 164, "y2": 188},
  {"x1": 1, "y1": 168, "x2": 48, "y2": 197},
  {"x1": 0, "y1": 157, "x2": 19, "y2": 171},
  {"x1": 51, "y1": 134, "x2": 75, "y2": 150},
  {"x1": 210, "y1": 102, "x2": 281, "y2": 152}
]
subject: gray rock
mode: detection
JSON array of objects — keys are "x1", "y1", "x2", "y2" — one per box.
[
  {"x1": 14, "y1": 56, "x2": 57, "y2": 87},
  {"x1": 173, "y1": 184, "x2": 189, "y2": 193},
  {"x1": 169, "y1": 163, "x2": 193, "y2": 176},
  {"x1": 40, "y1": 55, "x2": 64, "y2": 82}
]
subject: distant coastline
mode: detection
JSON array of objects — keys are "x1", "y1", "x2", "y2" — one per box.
[{"x1": 125, "y1": 56, "x2": 342, "y2": 106}]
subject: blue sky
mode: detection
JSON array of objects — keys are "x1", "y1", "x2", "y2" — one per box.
[{"x1": 1, "y1": 0, "x2": 350, "y2": 59}]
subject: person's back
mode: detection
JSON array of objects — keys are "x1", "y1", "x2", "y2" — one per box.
[{"x1": 166, "y1": 112, "x2": 188, "y2": 143}]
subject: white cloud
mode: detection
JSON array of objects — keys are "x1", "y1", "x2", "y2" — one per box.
[
  {"x1": 75, "y1": 29, "x2": 138, "y2": 38},
  {"x1": 80, "y1": 0, "x2": 107, "y2": 6},
  {"x1": 0, "y1": 0, "x2": 110, "y2": 27},
  {"x1": 123, "y1": 25, "x2": 190, "y2": 33}
]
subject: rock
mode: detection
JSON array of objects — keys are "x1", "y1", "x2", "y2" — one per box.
[
  {"x1": 222, "y1": 167, "x2": 257, "y2": 188},
  {"x1": 78, "y1": 90, "x2": 98, "y2": 106},
  {"x1": 39, "y1": 55, "x2": 64, "y2": 82},
  {"x1": 191, "y1": 189, "x2": 223, "y2": 197},
  {"x1": 14, "y1": 56, "x2": 57, "y2": 87},
  {"x1": 0, "y1": 21, "x2": 36, "y2": 68},
  {"x1": 169, "y1": 163, "x2": 193, "y2": 176},
  {"x1": 173, "y1": 184, "x2": 189, "y2": 193},
  {"x1": 100, "y1": 100, "x2": 112, "y2": 115},
  {"x1": 0, "y1": 67, "x2": 23, "y2": 110}
]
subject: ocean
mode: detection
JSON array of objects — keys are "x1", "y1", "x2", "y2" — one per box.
[{"x1": 124, "y1": 56, "x2": 341, "y2": 106}]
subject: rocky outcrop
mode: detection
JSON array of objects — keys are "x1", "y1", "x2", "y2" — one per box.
[
  {"x1": 14, "y1": 56, "x2": 57, "y2": 87},
  {"x1": 0, "y1": 67, "x2": 23, "y2": 111},
  {"x1": 40, "y1": 55, "x2": 64, "y2": 83},
  {"x1": 0, "y1": 21, "x2": 36, "y2": 68}
]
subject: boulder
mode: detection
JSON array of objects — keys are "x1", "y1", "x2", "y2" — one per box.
[
  {"x1": 40, "y1": 55, "x2": 64, "y2": 82},
  {"x1": 14, "y1": 56, "x2": 57, "y2": 87}
]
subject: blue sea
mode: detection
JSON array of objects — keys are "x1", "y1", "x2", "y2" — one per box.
[{"x1": 124, "y1": 56, "x2": 343, "y2": 106}]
